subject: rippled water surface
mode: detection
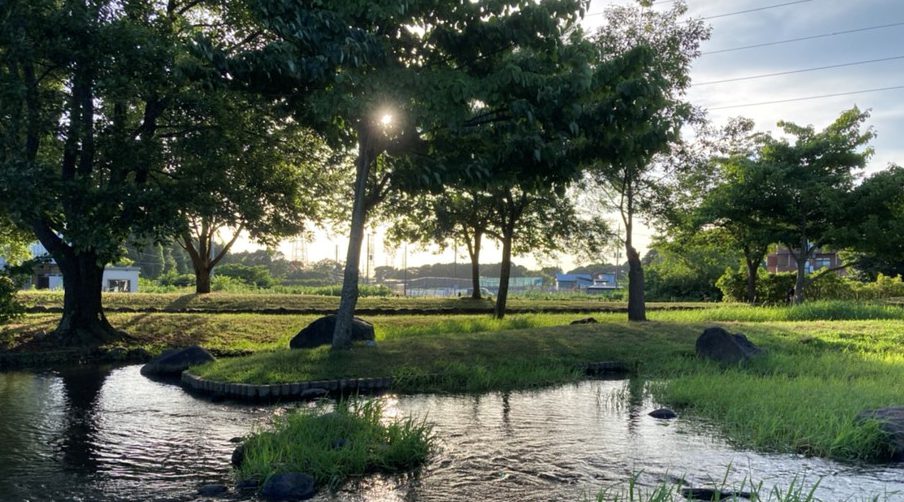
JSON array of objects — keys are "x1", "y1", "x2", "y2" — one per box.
[{"x1": 0, "y1": 365, "x2": 902, "y2": 501}]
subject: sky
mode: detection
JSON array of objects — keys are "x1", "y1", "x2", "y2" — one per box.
[{"x1": 235, "y1": 0, "x2": 904, "y2": 276}]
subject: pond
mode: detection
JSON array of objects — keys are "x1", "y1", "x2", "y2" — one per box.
[{"x1": 0, "y1": 364, "x2": 901, "y2": 501}]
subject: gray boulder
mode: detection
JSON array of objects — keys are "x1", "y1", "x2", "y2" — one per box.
[
  {"x1": 695, "y1": 327, "x2": 761, "y2": 365},
  {"x1": 260, "y1": 472, "x2": 316, "y2": 501},
  {"x1": 140, "y1": 346, "x2": 215, "y2": 377},
  {"x1": 856, "y1": 407, "x2": 904, "y2": 461},
  {"x1": 289, "y1": 315, "x2": 375, "y2": 349}
]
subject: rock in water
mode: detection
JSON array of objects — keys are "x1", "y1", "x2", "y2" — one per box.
[
  {"x1": 681, "y1": 488, "x2": 752, "y2": 500},
  {"x1": 856, "y1": 407, "x2": 904, "y2": 461},
  {"x1": 231, "y1": 444, "x2": 245, "y2": 468},
  {"x1": 289, "y1": 315, "x2": 375, "y2": 349},
  {"x1": 695, "y1": 327, "x2": 761, "y2": 365},
  {"x1": 140, "y1": 346, "x2": 215, "y2": 377},
  {"x1": 260, "y1": 472, "x2": 316, "y2": 501},
  {"x1": 648, "y1": 408, "x2": 677, "y2": 419},
  {"x1": 197, "y1": 484, "x2": 228, "y2": 497}
]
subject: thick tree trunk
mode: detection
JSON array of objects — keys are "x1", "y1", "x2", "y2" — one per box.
[
  {"x1": 333, "y1": 129, "x2": 372, "y2": 350},
  {"x1": 468, "y1": 232, "x2": 482, "y2": 300},
  {"x1": 493, "y1": 229, "x2": 514, "y2": 319},
  {"x1": 55, "y1": 252, "x2": 127, "y2": 345},
  {"x1": 745, "y1": 258, "x2": 759, "y2": 305},
  {"x1": 195, "y1": 266, "x2": 211, "y2": 294}
]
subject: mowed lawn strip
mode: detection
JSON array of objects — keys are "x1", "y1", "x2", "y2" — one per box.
[
  {"x1": 15, "y1": 290, "x2": 711, "y2": 313},
  {"x1": 0, "y1": 312, "x2": 593, "y2": 353}
]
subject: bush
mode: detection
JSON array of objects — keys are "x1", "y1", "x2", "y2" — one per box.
[
  {"x1": 216, "y1": 264, "x2": 275, "y2": 288},
  {"x1": 158, "y1": 272, "x2": 196, "y2": 288},
  {"x1": 0, "y1": 275, "x2": 24, "y2": 324},
  {"x1": 718, "y1": 267, "x2": 904, "y2": 304}
]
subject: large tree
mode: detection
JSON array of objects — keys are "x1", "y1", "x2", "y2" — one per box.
[
  {"x1": 749, "y1": 108, "x2": 875, "y2": 303},
  {"x1": 168, "y1": 91, "x2": 333, "y2": 294},
  {"x1": 0, "y1": 0, "x2": 211, "y2": 343},
  {"x1": 583, "y1": 0, "x2": 709, "y2": 321}
]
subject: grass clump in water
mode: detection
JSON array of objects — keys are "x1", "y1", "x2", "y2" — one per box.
[{"x1": 237, "y1": 399, "x2": 433, "y2": 490}]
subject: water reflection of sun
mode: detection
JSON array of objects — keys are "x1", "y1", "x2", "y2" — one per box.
[{"x1": 379, "y1": 394, "x2": 401, "y2": 421}]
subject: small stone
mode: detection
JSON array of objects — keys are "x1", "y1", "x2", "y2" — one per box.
[
  {"x1": 260, "y1": 472, "x2": 316, "y2": 501},
  {"x1": 197, "y1": 484, "x2": 228, "y2": 497},
  {"x1": 570, "y1": 317, "x2": 598, "y2": 325},
  {"x1": 236, "y1": 477, "x2": 260, "y2": 493},
  {"x1": 648, "y1": 408, "x2": 678, "y2": 419},
  {"x1": 231, "y1": 444, "x2": 245, "y2": 468}
]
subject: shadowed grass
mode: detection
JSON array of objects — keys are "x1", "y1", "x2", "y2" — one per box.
[{"x1": 237, "y1": 400, "x2": 433, "y2": 490}]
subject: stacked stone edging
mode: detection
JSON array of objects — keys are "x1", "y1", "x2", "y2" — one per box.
[{"x1": 181, "y1": 360, "x2": 631, "y2": 401}]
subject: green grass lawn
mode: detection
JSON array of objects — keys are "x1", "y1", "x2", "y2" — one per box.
[{"x1": 16, "y1": 290, "x2": 711, "y2": 313}]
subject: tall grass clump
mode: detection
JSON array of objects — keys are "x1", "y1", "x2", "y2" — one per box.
[
  {"x1": 594, "y1": 469, "x2": 895, "y2": 501},
  {"x1": 655, "y1": 301, "x2": 904, "y2": 323},
  {"x1": 237, "y1": 399, "x2": 433, "y2": 490}
]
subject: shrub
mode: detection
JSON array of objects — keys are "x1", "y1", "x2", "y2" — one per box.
[
  {"x1": 718, "y1": 266, "x2": 904, "y2": 304},
  {"x1": 158, "y1": 272, "x2": 196, "y2": 287},
  {"x1": 216, "y1": 264, "x2": 276, "y2": 288},
  {"x1": 0, "y1": 275, "x2": 23, "y2": 324}
]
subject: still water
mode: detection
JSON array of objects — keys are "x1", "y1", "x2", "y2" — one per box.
[{"x1": 0, "y1": 365, "x2": 901, "y2": 501}]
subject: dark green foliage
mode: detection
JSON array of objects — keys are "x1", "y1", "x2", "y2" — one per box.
[
  {"x1": 215, "y1": 264, "x2": 276, "y2": 289},
  {"x1": 644, "y1": 230, "x2": 741, "y2": 301},
  {"x1": 0, "y1": 275, "x2": 23, "y2": 325},
  {"x1": 718, "y1": 268, "x2": 904, "y2": 304}
]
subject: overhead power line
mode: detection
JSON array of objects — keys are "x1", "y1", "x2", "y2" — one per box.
[
  {"x1": 703, "y1": 21, "x2": 904, "y2": 55},
  {"x1": 693, "y1": 55, "x2": 904, "y2": 86},
  {"x1": 702, "y1": 0, "x2": 812, "y2": 20},
  {"x1": 706, "y1": 85, "x2": 904, "y2": 110}
]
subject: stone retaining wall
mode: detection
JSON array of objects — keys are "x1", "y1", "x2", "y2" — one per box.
[{"x1": 181, "y1": 361, "x2": 631, "y2": 401}]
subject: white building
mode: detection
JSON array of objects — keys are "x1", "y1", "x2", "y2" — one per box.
[{"x1": 6, "y1": 242, "x2": 140, "y2": 292}]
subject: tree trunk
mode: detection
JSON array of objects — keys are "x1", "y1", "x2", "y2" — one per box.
[
  {"x1": 333, "y1": 128, "x2": 372, "y2": 350},
  {"x1": 623, "y1": 183, "x2": 646, "y2": 322},
  {"x1": 54, "y1": 251, "x2": 127, "y2": 345},
  {"x1": 493, "y1": 228, "x2": 514, "y2": 319},
  {"x1": 793, "y1": 236, "x2": 811, "y2": 305},
  {"x1": 626, "y1": 243, "x2": 646, "y2": 321},
  {"x1": 195, "y1": 266, "x2": 211, "y2": 294},
  {"x1": 745, "y1": 258, "x2": 759, "y2": 305},
  {"x1": 468, "y1": 231, "x2": 482, "y2": 300}
]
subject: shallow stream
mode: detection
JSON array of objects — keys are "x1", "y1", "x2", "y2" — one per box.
[{"x1": 0, "y1": 365, "x2": 901, "y2": 501}]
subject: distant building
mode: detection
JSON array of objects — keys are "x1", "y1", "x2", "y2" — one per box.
[
  {"x1": 6, "y1": 242, "x2": 141, "y2": 292},
  {"x1": 586, "y1": 272, "x2": 619, "y2": 294},
  {"x1": 766, "y1": 247, "x2": 846, "y2": 276},
  {"x1": 555, "y1": 273, "x2": 594, "y2": 291}
]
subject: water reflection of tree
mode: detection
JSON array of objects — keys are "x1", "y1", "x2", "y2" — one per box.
[
  {"x1": 625, "y1": 378, "x2": 645, "y2": 435},
  {"x1": 57, "y1": 365, "x2": 111, "y2": 473}
]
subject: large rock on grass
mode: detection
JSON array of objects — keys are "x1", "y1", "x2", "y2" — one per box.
[
  {"x1": 695, "y1": 327, "x2": 761, "y2": 365},
  {"x1": 260, "y1": 472, "x2": 316, "y2": 501},
  {"x1": 289, "y1": 315, "x2": 375, "y2": 349},
  {"x1": 856, "y1": 407, "x2": 904, "y2": 461},
  {"x1": 140, "y1": 346, "x2": 215, "y2": 378}
]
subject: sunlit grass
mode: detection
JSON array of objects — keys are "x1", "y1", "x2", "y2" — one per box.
[{"x1": 237, "y1": 399, "x2": 433, "y2": 490}]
